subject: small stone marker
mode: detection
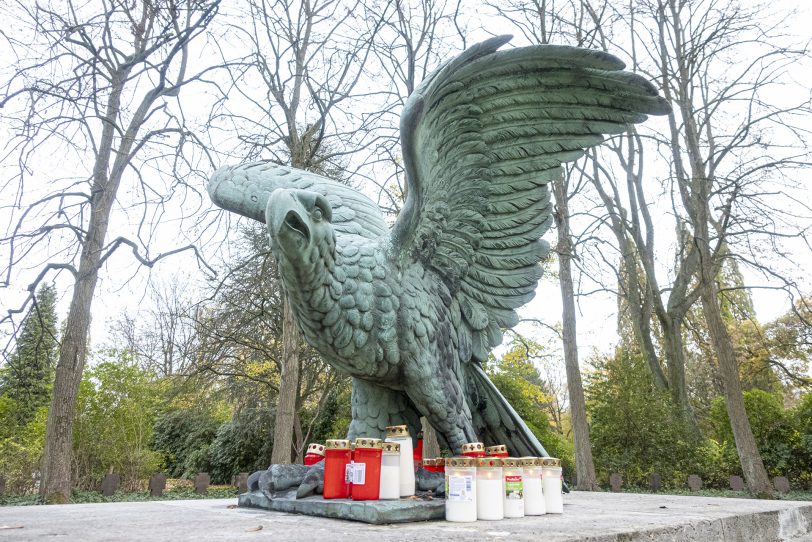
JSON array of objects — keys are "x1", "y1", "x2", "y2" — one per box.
[
  {"x1": 687, "y1": 475, "x2": 702, "y2": 491},
  {"x1": 729, "y1": 475, "x2": 745, "y2": 491},
  {"x1": 149, "y1": 473, "x2": 167, "y2": 497},
  {"x1": 101, "y1": 473, "x2": 120, "y2": 496},
  {"x1": 236, "y1": 472, "x2": 249, "y2": 493},
  {"x1": 609, "y1": 473, "x2": 623, "y2": 492},
  {"x1": 194, "y1": 472, "x2": 210, "y2": 494},
  {"x1": 773, "y1": 476, "x2": 790, "y2": 494},
  {"x1": 648, "y1": 473, "x2": 662, "y2": 492}
]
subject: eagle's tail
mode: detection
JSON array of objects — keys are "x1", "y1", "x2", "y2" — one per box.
[{"x1": 465, "y1": 362, "x2": 551, "y2": 458}]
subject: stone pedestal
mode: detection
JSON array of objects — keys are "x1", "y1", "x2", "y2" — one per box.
[{"x1": 238, "y1": 490, "x2": 444, "y2": 524}]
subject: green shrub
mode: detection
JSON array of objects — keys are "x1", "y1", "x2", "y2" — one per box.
[
  {"x1": 708, "y1": 389, "x2": 801, "y2": 481},
  {"x1": 151, "y1": 407, "x2": 222, "y2": 479},
  {"x1": 586, "y1": 350, "x2": 698, "y2": 488},
  {"x1": 72, "y1": 352, "x2": 162, "y2": 490},
  {"x1": 208, "y1": 406, "x2": 273, "y2": 483}
]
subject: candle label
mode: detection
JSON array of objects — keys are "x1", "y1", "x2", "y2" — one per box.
[
  {"x1": 344, "y1": 462, "x2": 354, "y2": 484},
  {"x1": 505, "y1": 475, "x2": 523, "y2": 499},
  {"x1": 446, "y1": 475, "x2": 473, "y2": 502},
  {"x1": 352, "y1": 462, "x2": 366, "y2": 485}
]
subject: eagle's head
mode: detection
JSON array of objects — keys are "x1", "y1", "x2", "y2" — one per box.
[{"x1": 265, "y1": 188, "x2": 335, "y2": 267}]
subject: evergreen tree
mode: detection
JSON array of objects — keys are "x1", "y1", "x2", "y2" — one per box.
[{"x1": 2, "y1": 284, "x2": 59, "y2": 424}]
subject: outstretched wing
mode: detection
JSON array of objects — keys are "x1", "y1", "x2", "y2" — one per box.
[
  {"x1": 209, "y1": 161, "x2": 388, "y2": 239},
  {"x1": 391, "y1": 36, "x2": 669, "y2": 362}
]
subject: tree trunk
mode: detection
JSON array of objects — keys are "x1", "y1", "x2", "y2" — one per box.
[
  {"x1": 39, "y1": 264, "x2": 98, "y2": 502},
  {"x1": 271, "y1": 299, "x2": 301, "y2": 464},
  {"x1": 661, "y1": 315, "x2": 696, "y2": 428},
  {"x1": 698, "y1": 268, "x2": 773, "y2": 497},
  {"x1": 39, "y1": 73, "x2": 129, "y2": 502},
  {"x1": 421, "y1": 417, "x2": 441, "y2": 459},
  {"x1": 552, "y1": 176, "x2": 598, "y2": 491}
]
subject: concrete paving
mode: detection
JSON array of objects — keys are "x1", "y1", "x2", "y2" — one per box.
[{"x1": 0, "y1": 492, "x2": 810, "y2": 541}]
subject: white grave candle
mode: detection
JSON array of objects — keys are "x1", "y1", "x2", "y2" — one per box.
[
  {"x1": 502, "y1": 457, "x2": 525, "y2": 518},
  {"x1": 379, "y1": 442, "x2": 401, "y2": 499},
  {"x1": 445, "y1": 457, "x2": 477, "y2": 522},
  {"x1": 385, "y1": 425, "x2": 415, "y2": 497},
  {"x1": 475, "y1": 457, "x2": 504, "y2": 520},
  {"x1": 521, "y1": 457, "x2": 545, "y2": 515},
  {"x1": 542, "y1": 457, "x2": 564, "y2": 514}
]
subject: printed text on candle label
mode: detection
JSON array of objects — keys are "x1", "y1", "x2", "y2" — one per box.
[
  {"x1": 352, "y1": 462, "x2": 366, "y2": 485},
  {"x1": 447, "y1": 475, "x2": 474, "y2": 501}
]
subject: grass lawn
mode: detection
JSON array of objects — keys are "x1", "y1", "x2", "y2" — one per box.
[{"x1": 1, "y1": 485, "x2": 239, "y2": 506}]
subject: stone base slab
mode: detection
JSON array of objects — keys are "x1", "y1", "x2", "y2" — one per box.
[{"x1": 238, "y1": 490, "x2": 444, "y2": 524}]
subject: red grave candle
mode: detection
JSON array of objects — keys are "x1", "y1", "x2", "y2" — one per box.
[
  {"x1": 304, "y1": 443, "x2": 326, "y2": 466},
  {"x1": 413, "y1": 430, "x2": 424, "y2": 471},
  {"x1": 461, "y1": 442, "x2": 486, "y2": 458},
  {"x1": 351, "y1": 438, "x2": 383, "y2": 501},
  {"x1": 486, "y1": 444, "x2": 509, "y2": 458},
  {"x1": 323, "y1": 439, "x2": 352, "y2": 499}
]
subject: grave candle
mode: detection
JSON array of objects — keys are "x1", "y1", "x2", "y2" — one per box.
[
  {"x1": 485, "y1": 444, "x2": 508, "y2": 458},
  {"x1": 445, "y1": 457, "x2": 477, "y2": 522},
  {"x1": 542, "y1": 457, "x2": 564, "y2": 513},
  {"x1": 385, "y1": 425, "x2": 415, "y2": 497},
  {"x1": 379, "y1": 442, "x2": 401, "y2": 500},
  {"x1": 323, "y1": 439, "x2": 351, "y2": 499},
  {"x1": 461, "y1": 442, "x2": 486, "y2": 458},
  {"x1": 413, "y1": 430, "x2": 424, "y2": 471},
  {"x1": 521, "y1": 457, "x2": 545, "y2": 515},
  {"x1": 436, "y1": 457, "x2": 445, "y2": 474},
  {"x1": 502, "y1": 457, "x2": 525, "y2": 518},
  {"x1": 475, "y1": 457, "x2": 504, "y2": 521},
  {"x1": 351, "y1": 438, "x2": 383, "y2": 501},
  {"x1": 304, "y1": 443, "x2": 325, "y2": 466}
]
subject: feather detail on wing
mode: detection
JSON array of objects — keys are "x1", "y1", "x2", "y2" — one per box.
[
  {"x1": 391, "y1": 36, "x2": 669, "y2": 362},
  {"x1": 209, "y1": 161, "x2": 388, "y2": 239}
]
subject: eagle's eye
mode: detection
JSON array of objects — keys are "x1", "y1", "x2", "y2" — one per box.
[{"x1": 312, "y1": 207, "x2": 323, "y2": 222}]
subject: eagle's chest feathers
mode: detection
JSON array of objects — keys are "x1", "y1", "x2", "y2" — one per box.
[
  {"x1": 286, "y1": 238, "x2": 399, "y2": 381},
  {"x1": 286, "y1": 237, "x2": 453, "y2": 387}
]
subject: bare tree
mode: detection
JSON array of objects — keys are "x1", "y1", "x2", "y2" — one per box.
[
  {"x1": 114, "y1": 277, "x2": 201, "y2": 377},
  {"x1": 595, "y1": 0, "x2": 812, "y2": 496},
  {"x1": 491, "y1": 0, "x2": 600, "y2": 490},
  {"x1": 210, "y1": 0, "x2": 384, "y2": 463},
  {"x1": 0, "y1": 0, "x2": 220, "y2": 502}
]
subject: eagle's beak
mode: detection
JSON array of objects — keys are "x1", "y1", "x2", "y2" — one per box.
[
  {"x1": 282, "y1": 209, "x2": 310, "y2": 242},
  {"x1": 267, "y1": 190, "x2": 311, "y2": 249}
]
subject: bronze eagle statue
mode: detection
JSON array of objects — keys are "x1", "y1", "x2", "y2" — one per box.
[{"x1": 208, "y1": 36, "x2": 668, "y2": 455}]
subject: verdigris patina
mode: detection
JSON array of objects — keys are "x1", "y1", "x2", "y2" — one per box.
[{"x1": 209, "y1": 35, "x2": 668, "y2": 456}]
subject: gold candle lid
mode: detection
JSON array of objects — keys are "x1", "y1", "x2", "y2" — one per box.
[
  {"x1": 541, "y1": 457, "x2": 561, "y2": 467},
  {"x1": 446, "y1": 456, "x2": 476, "y2": 468},
  {"x1": 385, "y1": 425, "x2": 410, "y2": 437},
  {"x1": 461, "y1": 442, "x2": 485, "y2": 454},
  {"x1": 485, "y1": 444, "x2": 507, "y2": 455},
  {"x1": 519, "y1": 457, "x2": 540, "y2": 467},
  {"x1": 475, "y1": 457, "x2": 503, "y2": 468},
  {"x1": 325, "y1": 439, "x2": 351, "y2": 450},
  {"x1": 354, "y1": 437, "x2": 383, "y2": 449},
  {"x1": 502, "y1": 457, "x2": 521, "y2": 468},
  {"x1": 306, "y1": 443, "x2": 326, "y2": 456},
  {"x1": 382, "y1": 442, "x2": 401, "y2": 453}
]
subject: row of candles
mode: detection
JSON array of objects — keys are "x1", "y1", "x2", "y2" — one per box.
[
  {"x1": 302, "y1": 426, "x2": 564, "y2": 522},
  {"x1": 444, "y1": 456, "x2": 564, "y2": 522},
  {"x1": 307, "y1": 425, "x2": 418, "y2": 501}
]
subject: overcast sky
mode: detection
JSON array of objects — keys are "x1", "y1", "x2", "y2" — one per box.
[{"x1": 1, "y1": 0, "x2": 810, "y2": 374}]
